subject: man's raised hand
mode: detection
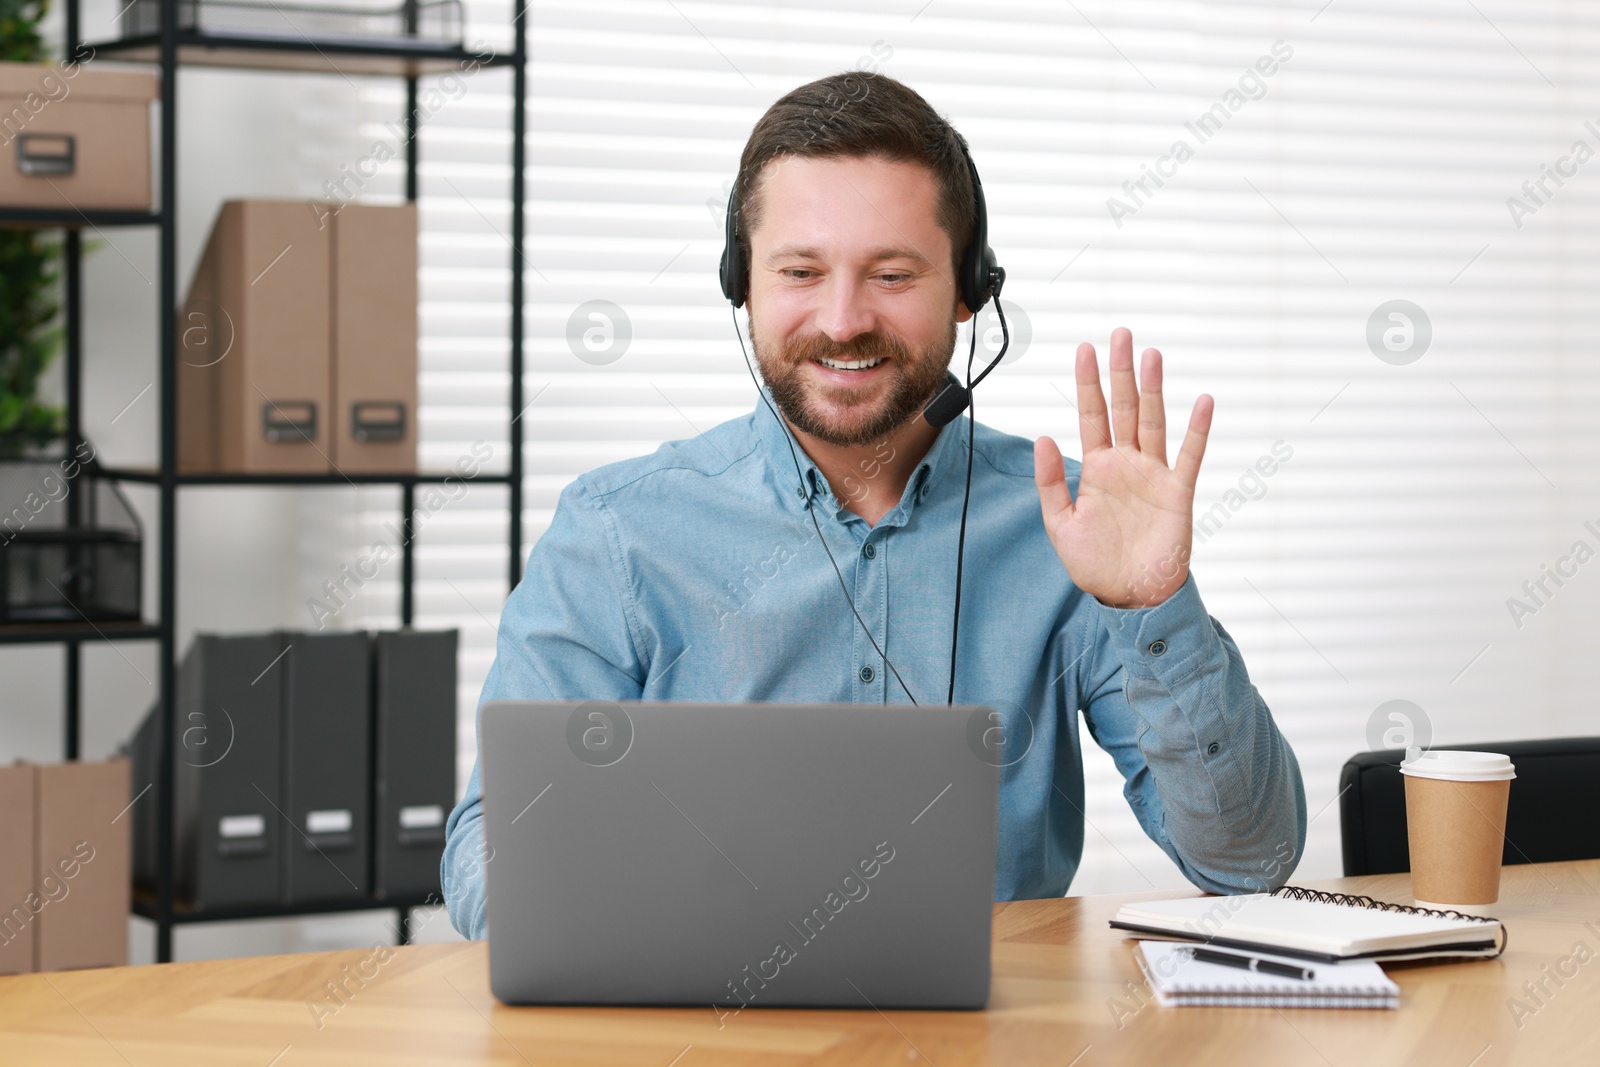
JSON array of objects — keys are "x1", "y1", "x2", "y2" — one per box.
[{"x1": 1033, "y1": 327, "x2": 1213, "y2": 609}]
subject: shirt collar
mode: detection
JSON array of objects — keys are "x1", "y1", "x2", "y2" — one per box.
[{"x1": 749, "y1": 389, "x2": 972, "y2": 523}]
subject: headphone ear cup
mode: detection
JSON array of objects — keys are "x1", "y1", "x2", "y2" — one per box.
[
  {"x1": 719, "y1": 243, "x2": 745, "y2": 307},
  {"x1": 961, "y1": 242, "x2": 996, "y2": 315},
  {"x1": 720, "y1": 185, "x2": 746, "y2": 308},
  {"x1": 958, "y1": 141, "x2": 996, "y2": 315},
  {"x1": 959, "y1": 242, "x2": 983, "y2": 315}
]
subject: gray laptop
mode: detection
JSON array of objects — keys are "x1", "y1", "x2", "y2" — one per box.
[{"x1": 479, "y1": 700, "x2": 1000, "y2": 1009}]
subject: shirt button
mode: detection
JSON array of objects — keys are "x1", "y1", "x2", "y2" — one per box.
[
  {"x1": 1148, "y1": 639, "x2": 1167, "y2": 657},
  {"x1": 860, "y1": 665, "x2": 875, "y2": 683},
  {"x1": 862, "y1": 543, "x2": 876, "y2": 560},
  {"x1": 1207, "y1": 741, "x2": 1220, "y2": 756},
  {"x1": 796, "y1": 486, "x2": 806, "y2": 499}
]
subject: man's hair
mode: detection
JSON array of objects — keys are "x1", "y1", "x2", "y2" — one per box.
[{"x1": 733, "y1": 72, "x2": 976, "y2": 283}]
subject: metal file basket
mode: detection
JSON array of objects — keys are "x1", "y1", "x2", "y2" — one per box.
[
  {"x1": 0, "y1": 456, "x2": 142, "y2": 623},
  {"x1": 120, "y1": 0, "x2": 465, "y2": 46}
]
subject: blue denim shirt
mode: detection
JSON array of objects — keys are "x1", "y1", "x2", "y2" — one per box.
[{"x1": 442, "y1": 400, "x2": 1306, "y2": 939}]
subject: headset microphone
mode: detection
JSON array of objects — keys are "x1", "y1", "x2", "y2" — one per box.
[
  {"x1": 722, "y1": 131, "x2": 1009, "y2": 707},
  {"x1": 923, "y1": 264, "x2": 1008, "y2": 427}
]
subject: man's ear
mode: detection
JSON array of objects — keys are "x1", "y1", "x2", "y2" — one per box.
[{"x1": 955, "y1": 298, "x2": 975, "y2": 324}]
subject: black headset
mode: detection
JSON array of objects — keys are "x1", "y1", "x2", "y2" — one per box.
[{"x1": 719, "y1": 129, "x2": 1010, "y2": 706}]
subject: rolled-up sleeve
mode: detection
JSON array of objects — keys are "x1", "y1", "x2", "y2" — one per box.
[
  {"x1": 1077, "y1": 571, "x2": 1306, "y2": 894},
  {"x1": 441, "y1": 477, "x2": 647, "y2": 939}
]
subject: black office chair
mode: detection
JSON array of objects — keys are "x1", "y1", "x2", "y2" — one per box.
[{"x1": 1339, "y1": 736, "x2": 1600, "y2": 876}]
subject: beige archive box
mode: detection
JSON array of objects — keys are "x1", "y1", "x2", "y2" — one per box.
[
  {"x1": 0, "y1": 62, "x2": 157, "y2": 211},
  {"x1": 331, "y1": 202, "x2": 418, "y2": 472},
  {"x1": 178, "y1": 200, "x2": 419, "y2": 473},
  {"x1": 0, "y1": 762, "x2": 37, "y2": 976},
  {"x1": 34, "y1": 758, "x2": 131, "y2": 972},
  {"x1": 178, "y1": 200, "x2": 332, "y2": 473}
]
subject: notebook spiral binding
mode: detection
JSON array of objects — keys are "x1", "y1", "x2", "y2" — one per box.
[{"x1": 1269, "y1": 885, "x2": 1509, "y2": 958}]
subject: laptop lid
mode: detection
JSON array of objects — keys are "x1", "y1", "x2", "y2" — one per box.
[{"x1": 480, "y1": 700, "x2": 1000, "y2": 1009}]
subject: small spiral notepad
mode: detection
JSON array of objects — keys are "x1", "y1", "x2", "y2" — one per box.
[
  {"x1": 1110, "y1": 885, "x2": 1507, "y2": 963},
  {"x1": 1135, "y1": 941, "x2": 1400, "y2": 1009}
]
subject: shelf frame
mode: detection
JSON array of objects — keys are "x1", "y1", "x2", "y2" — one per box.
[
  {"x1": 28, "y1": 0, "x2": 530, "y2": 963},
  {"x1": 93, "y1": 466, "x2": 516, "y2": 486},
  {"x1": 0, "y1": 208, "x2": 162, "y2": 228},
  {"x1": 132, "y1": 887, "x2": 444, "y2": 938},
  {"x1": 0, "y1": 620, "x2": 162, "y2": 646},
  {"x1": 80, "y1": 31, "x2": 518, "y2": 77}
]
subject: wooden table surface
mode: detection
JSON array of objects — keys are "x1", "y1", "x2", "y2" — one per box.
[{"x1": 3, "y1": 860, "x2": 1598, "y2": 1066}]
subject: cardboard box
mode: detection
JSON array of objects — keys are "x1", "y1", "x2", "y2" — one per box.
[
  {"x1": 331, "y1": 203, "x2": 418, "y2": 472},
  {"x1": 0, "y1": 763, "x2": 36, "y2": 976},
  {"x1": 34, "y1": 758, "x2": 131, "y2": 971},
  {"x1": 179, "y1": 200, "x2": 419, "y2": 474},
  {"x1": 178, "y1": 200, "x2": 332, "y2": 473},
  {"x1": 0, "y1": 62, "x2": 156, "y2": 211},
  {"x1": 175, "y1": 225, "x2": 222, "y2": 473}
]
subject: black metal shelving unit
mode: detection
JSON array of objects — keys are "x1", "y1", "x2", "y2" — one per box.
[{"x1": 1, "y1": 0, "x2": 527, "y2": 963}]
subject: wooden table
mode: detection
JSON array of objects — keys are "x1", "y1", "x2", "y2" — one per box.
[{"x1": 3, "y1": 860, "x2": 1598, "y2": 1065}]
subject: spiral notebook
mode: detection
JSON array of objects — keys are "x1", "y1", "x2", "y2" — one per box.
[
  {"x1": 1110, "y1": 886, "x2": 1507, "y2": 964},
  {"x1": 1135, "y1": 941, "x2": 1400, "y2": 1009}
]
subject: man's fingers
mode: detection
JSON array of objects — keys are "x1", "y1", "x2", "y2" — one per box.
[
  {"x1": 1075, "y1": 343, "x2": 1111, "y2": 453},
  {"x1": 1174, "y1": 394, "x2": 1215, "y2": 490},
  {"x1": 1108, "y1": 327, "x2": 1138, "y2": 449},
  {"x1": 1034, "y1": 436, "x2": 1075, "y2": 519},
  {"x1": 1138, "y1": 347, "x2": 1166, "y2": 466}
]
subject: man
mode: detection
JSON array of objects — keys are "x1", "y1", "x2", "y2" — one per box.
[{"x1": 441, "y1": 72, "x2": 1305, "y2": 939}]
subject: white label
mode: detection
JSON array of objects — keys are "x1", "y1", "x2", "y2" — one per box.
[
  {"x1": 306, "y1": 809, "x2": 352, "y2": 834},
  {"x1": 399, "y1": 805, "x2": 443, "y2": 829},
  {"x1": 219, "y1": 814, "x2": 265, "y2": 839}
]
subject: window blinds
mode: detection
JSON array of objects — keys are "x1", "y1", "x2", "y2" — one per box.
[{"x1": 369, "y1": 0, "x2": 1600, "y2": 892}]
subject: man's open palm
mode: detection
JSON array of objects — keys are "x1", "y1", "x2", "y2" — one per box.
[{"x1": 1033, "y1": 328, "x2": 1213, "y2": 609}]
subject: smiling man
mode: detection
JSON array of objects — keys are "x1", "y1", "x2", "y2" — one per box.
[{"x1": 441, "y1": 72, "x2": 1306, "y2": 939}]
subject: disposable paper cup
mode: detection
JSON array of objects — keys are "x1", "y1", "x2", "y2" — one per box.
[{"x1": 1401, "y1": 751, "x2": 1515, "y2": 911}]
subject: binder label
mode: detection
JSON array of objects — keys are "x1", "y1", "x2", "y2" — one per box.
[
  {"x1": 219, "y1": 814, "x2": 265, "y2": 839},
  {"x1": 306, "y1": 809, "x2": 353, "y2": 834},
  {"x1": 399, "y1": 805, "x2": 443, "y2": 830}
]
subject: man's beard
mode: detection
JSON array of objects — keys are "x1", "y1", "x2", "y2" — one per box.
[{"x1": 753, "y1": 318, "x2": 957, "y2": 448}]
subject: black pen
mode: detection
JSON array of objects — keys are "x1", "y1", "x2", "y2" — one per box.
[{"x1": 1188, "y1": 946, "x2": 1315, "y2": 981}]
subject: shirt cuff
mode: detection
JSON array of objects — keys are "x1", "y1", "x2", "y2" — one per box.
[{"x1": 1093, "y1": 570, "x2": 1219, "y2": 684}]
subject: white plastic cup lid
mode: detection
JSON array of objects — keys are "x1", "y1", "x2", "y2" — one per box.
[{"x1": 1399, "y1": 750, "x2": 1516, "y2": 782}]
